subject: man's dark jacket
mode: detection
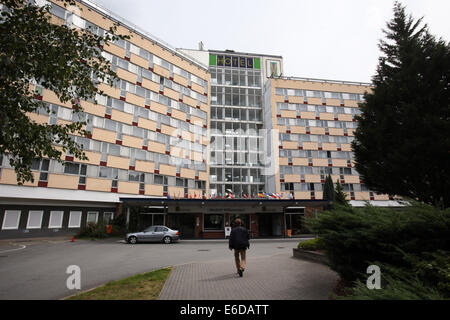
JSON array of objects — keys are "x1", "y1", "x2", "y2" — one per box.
[{"x1": 229, "y1": 226, "x2": 250, "y2": 250}]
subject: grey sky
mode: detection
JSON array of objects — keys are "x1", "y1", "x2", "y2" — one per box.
[{"x1": 91, "y1": 0, "x2": 449, "y2": 83}]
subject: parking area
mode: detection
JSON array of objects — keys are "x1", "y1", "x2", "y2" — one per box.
[{"x1": 0, "y1": 237, "x2": 311, "y2": 300}]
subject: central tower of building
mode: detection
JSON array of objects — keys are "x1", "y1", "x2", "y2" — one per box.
[{"x1": 178, "y1": 48, "x2": 283, "y2": 198}]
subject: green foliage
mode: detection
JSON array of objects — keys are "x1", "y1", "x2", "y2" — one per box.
[
  {"x1": 337, "y1": 270, "x2": 446, "y2": 300},
  {"x1": 307, "y1": 203, "x2": 450, "y2": 284},
  {"x1": 323, "y1": 174, "x2": 335, "y2": 209},
  {"x1": 334, "y1": 179, "x2": 350, "y2": 207},
  {"x1": 351, "y1": 2, "x2": 450, "y2": 208},
  {"x1": 297, "y1": 237, "x2": 325, "y2": 251},
  {"x1": 110, "y1": 212, "x2": 127, "y2": 235},
  {"x1": 78, "y1": 221, "x2": 107, "y2": 239},
  {"x1": 0, "y1": 0, "x2": 128, "y2": 184}
]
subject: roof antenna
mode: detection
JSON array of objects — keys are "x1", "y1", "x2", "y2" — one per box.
[{"x1": 198, "y1": 41, "x2": 204, "y2": 51}]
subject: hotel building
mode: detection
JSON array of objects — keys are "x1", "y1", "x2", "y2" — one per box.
[{"x1": 0, "y1": 0, "x2": 398, "y2": 239}]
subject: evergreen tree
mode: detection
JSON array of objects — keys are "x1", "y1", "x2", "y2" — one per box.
[
  {"x1": 334, "y1": 179, "x2": 350, "y2": 207},
  {"x1": 352, "y1": 2, "x2": 450, "y2": 208},
  {"x1": 0, "y1": 0, "x2": 128, "y2": 184},
  {"x1": 323, "y1": 174, "x2": 335, "y2": 209}
]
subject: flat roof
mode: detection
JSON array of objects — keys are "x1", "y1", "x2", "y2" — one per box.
[{"x1": 270, "y1": 75, "x2": 372, "y2": 87}]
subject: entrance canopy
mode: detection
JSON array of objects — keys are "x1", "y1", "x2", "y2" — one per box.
[{"x1": 119, "y1": 198, "x2": 327, "y2": 214}]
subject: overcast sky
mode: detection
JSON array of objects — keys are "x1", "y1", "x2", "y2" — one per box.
[{"x1": 91, "y1": 0, "x2": 449, "y2": 83}]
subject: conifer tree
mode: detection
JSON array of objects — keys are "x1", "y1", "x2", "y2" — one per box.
[{"x1": 352, "y1": 2, "x2": 450, "y2": 208}]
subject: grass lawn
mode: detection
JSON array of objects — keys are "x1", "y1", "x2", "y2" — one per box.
[{"x1": 65, "y1": 267, "x2": 172, "y2": 300}]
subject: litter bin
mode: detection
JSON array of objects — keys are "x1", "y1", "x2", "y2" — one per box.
[
  {"x1": 106, "y1": 225, "x2": 112, "y2": 234},
  {"x1": 287, "y1": 229, "x2": 292, "y2": 237}
]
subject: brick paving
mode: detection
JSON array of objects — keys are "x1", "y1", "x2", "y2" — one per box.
[{"x1": 159, "y1": 252, "x2": 338, "y2": 300}]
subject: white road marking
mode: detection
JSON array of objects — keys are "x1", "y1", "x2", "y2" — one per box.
[{"x1": 0, "y1": 244, "x2": 27, "y2": 254}]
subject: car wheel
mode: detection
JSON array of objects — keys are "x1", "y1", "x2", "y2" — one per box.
[
  {"x1": 128, "y1": 236, "x2": 137, "y2": 244},
  {"x1": 163, "y1": 236, "x2": 172, "y2": 244}
]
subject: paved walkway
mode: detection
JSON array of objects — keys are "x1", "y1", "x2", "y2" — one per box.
[{"x1": 159, "y1": 252, "x2": 338, "y2": 300}]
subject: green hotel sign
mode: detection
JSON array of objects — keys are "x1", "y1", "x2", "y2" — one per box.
[{"x1": 209, "y1": 54, "x2": 260, "y2": 70}]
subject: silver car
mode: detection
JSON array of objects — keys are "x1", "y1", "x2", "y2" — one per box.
[{"x1": 126, "y1": 225, "x2": 179, "y2": 244}]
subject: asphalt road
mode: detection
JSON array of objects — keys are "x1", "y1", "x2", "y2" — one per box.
[{"x1": 0, "y1": 237, "x2": 307, "y2": 300}]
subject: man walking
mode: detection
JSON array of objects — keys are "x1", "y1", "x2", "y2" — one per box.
[{"x1": 228, "y1": 218, "x2": 250, "y2": 277}]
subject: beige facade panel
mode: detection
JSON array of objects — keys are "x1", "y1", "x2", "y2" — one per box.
[
  {"x1": 294, "y1": 191, "x2": 311, "y2": 199},
  {"x1": 302, "y1": 142, "x2": 318, "y2": 150},
  {"x1": 76, "y1": 151, "x2": 101, "y2": 165},
  {"x1": 306, "y1": 97, "x2": 322, "y2": 105},
  {"x1": 122, "y1": 135, "x2": 142, "y2": 149},
  {"x1": 329, "y1": 128, "x2": 344, "y2": 136},
  {"x1": 291, "y1": 126, "x2": 306, "y2": 134},
  {"x1": 92, "y1": 127, "x2": 116, "y2": 144},
  {"x1": 161, "y1": 124, "x2": 177, "y2": 137},
  {"x1": 190, "y1": 82, "x2": 204, "y2": 96},
  {"x1": 282, "y1": 141, "x2": 298, "y2": 150},
  {"x1": 332, "y1": 159, "x2": 348, "y2": 167},
  {"x1": 86, "y1": 177, "x2": 111, "y2": 192},
  {"x1": 310, "y1": 127, "x2": 325, "y2": 135},
  {"x1": 150, "y1": 101, "x2": 167, "y2": 115},
  {"x1": 374, "y1": 194, "x2": 390, "y2": 201},
  {"x1": 280, "y1": 110, "x2": 296, "y2": 118},
  {"x1": 305, "y1": 174, "x2": 321, "y2": 183},
  {"x1": 344, "y1": 100, "x2": 358, "y2": 108},
  {"x1": 312, "y1": 158, "x2": 329, "y2": 167},
  {"x1": 163, "y1": 87, "x2": 179, "y2": 101},
  {"x1": 43, "y1": 89, "x2": 72, "y2": 108},
  {"x1": 98, "y1": 83, "x2": 120, "y2": 99},
  {"x1": 315, "y1": 192, "x2": 324, "y2": 200},
  {"x1": 159, "y1": 164, "x2": 176, "y2": 177},
  {"x1": 288, "y1": 96, "x2": 303, "y2": 104},
  {"x1": 130, "y1": 53, "x2": 148, "y2": 69},
  {"x1": 190, "y1": 151, "x2": 204, "y2": 162},
  {"x1": 275, "y1": 125, "x2": 286, "y2": 134},
  {"x1": 355, "y1": 192, "x2": 371, "y2": 201},
  {"x1": 116, "y1": 67, "x2": 137, "y2": 84},
  {"x1": 148, "y1": 141, "x2": 166, "y2": 154},
  {"x1": 300, "y1": 111, "x2": 316, "y2": 120},
  {"x1": 0, "y1": 169, "x2": 38, "y2": 187},
  {"x1": 180, "y1": 168, "x2": 195, "y2": 179},
  {"x1": 293, "y1": 158, "x2": 308, "y2": 166},
  {"x1": 188, "y1": 189, "x2": 203, "y2": 197},
  {"x1": 153, "y1": 64, "x2": 170, "y2": 79},
  {"x1": 338, "y1": 114, "x2": 353, "y2": 122},
  {"x1": 168, "y1": 186, "x2": 184, "y2": 197},
  {"x1": 126, "y1": 92, "x2": 145, "y2": 107},
  {"x1": 27, "y1": 112, "x2": 49, "y2": 125},
  {"x1": 118, "y1": 181, "x2": 139, "y2": 195},
  {"x1": 47, "y1": 174, "x2": 78, "y2": 190},
  {"x1": 107, "y1": 155, "x2": 129, "y2": 170},
  {"x1": 81, "y1": 100, "x2": 105, "y2": 117},
  {"x1": 199, "y1": 102, "x2": 209, "y2": 113},
  {"x1": 171, "y1": 109, "x2": 186, "y2": 122},
  {"x1": 145, "y1": 184, "x2": 163, "y2": 196},
  {"x1": 173, "y1": 74, "x2": 188, "y2": 87},
  {"x1": 270, "y1": 78, "x2": 371, "y2": 95},
  {"x1": 279, "y1": 158, "x2": 289, "y2": 166},
  {"x1": 284, "y1": 174, "x2": 301, "y2": 183},
  {"x1": 322, "y1": 143, "x2": 337, "y2": 151},
  {"x1": 76, "y1": 1, "x2": 115, "y2": 30},
  {"x1": 103, "y1": 42, "x2": 126, "y2": 59},
  {"x1": 190, "y1": 115, "x2": 203, "y2": 127},
  {"x1": 198, "y1": 171, "x2": 208, "y2": 181},
  {"x1": 111, "y1": 109, "x2": 133, "y2": 125},
  {"x1": 344, "y1": 175, "x2": 361, "y2": 184},
  {"x1": 325, "y1": 98, "x2": 341, "y2": 106},
  {"x1": 183, "y1": 95, "x2": 197, "y2": 108},
  {"x1": 142, "y1": 78, "x2": 160, "y2": 93},
  {"x1": 319, "y1": 112, "x2": 334, "y2": 121},
  {"x1": 341, "y1": 144, "x2": 352, "y2": 152},
  {"x1": 138, "y1": 117, "x2": 157, "y2": 132},
  {"x1": 135, "y1": 160, "x2": 154, "y2": 173}
]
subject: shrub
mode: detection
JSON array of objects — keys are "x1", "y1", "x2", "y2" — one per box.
[
  {"x1": 306, "y1": 203, "x2": 450, "y2": 285},
  {"x1": 78, "y1": 222, "x2": 107, "y2": 239},
  {"x1": 297, "y1": 238, "x2": 325, "y2": 251}
]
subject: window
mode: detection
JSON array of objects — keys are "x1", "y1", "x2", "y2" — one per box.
[
  {"x1": 48, "y1": 211, "x2": 64, "y2": 228},
  {"x1": 2, "y1": 210, "x2": 21, "y2": 230},
  {"x1": 26, "y1": 210, "x2": 43, "y2": 229},
  {"x1": 203, "y1": 214, "x2": 224, "y2": 230},
  {"x1": 86, "y1": 211, "x2": 99, "y2": 224},
  {"x1": 68, "y1": 211, "x2": 82, "y2": 228},
  {"x1": 103, "y1": 212, "x2": 114, "y2": 224}
]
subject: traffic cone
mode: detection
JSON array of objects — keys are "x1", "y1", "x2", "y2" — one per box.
[{"x1": 71, "y1": 235, "x2": 75, "y2": 242}]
